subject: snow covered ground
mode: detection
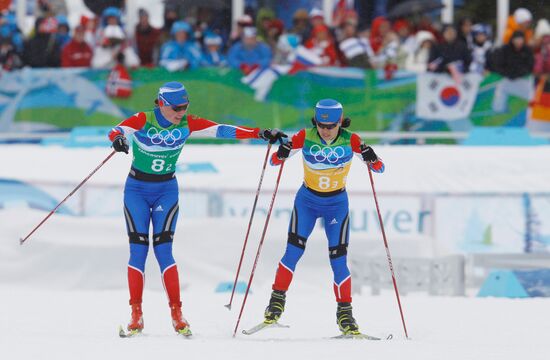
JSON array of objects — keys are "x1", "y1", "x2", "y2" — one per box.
[
  {"x1": 1, "y1": 211, "x2": 549, "y2": 360},
  {"x1": 1, "y1": 144, "x2": 550, "y2": 359}
]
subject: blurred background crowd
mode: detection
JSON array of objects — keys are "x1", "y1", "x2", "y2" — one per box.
[{"x1": 0, "y1": 0, "x2": 548, "y2": 82}]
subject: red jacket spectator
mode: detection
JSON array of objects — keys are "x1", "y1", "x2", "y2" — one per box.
[
  {"x1": 304, "y1": 24, "x2": 339, "y2": 66},
  {"x1": 370, "y1": 16, "x2": 390, "y2": 53},
  {"x1": 135, "y1": 8, "x2": 161, "y2": 67},
  {"x1": 61, "y1": 25, "x2": 93, "y2": 67}
]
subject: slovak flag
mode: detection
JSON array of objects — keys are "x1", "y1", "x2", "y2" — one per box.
[{"x1": 416, "y1": 73, "x2": 482, "y2": 121}]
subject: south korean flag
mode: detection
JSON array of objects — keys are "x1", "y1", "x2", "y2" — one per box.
[{"x1": 416, "y1": 72, "x2": 482, "y2": 121}]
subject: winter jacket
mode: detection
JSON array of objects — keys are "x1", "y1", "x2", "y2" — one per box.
[
  {"x1": 428, "y1": 40, "x2": 471, "y2": 74},
  {"x1": 61, "y1": 39, "x2": 93, "y2": 67},
  {"x1": 489, "y1": 43, "x2": 534, "y2": 79}
]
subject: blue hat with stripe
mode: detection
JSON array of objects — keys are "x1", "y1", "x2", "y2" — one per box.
[
  {"x1": 158, "y1": 82, "x2": 189, "y2": 106},
  {"x1": 314, "y1": 99, "x2": 343, "y2": 123}
]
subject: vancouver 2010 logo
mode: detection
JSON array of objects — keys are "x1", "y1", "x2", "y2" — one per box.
[{"x1": 146, "y1": 128, "x2": 183, "y2": 145}]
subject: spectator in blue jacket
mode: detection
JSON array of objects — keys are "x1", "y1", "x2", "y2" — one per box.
[
  {"x1": 56, "y1": 15, "x2": 71, "y2": 48},
  {"x1": 201, "y1": 32, "x2": 226, "y2": 67},
  {"x1": 159, "y1": 21, "x2": 203, "y2": 72},
  {"x1": 228, "y1": 27, "x2": 272, "y2": 75},
  {"x1": 0, "y1": 11, "x2": 24, "y2": 54}
]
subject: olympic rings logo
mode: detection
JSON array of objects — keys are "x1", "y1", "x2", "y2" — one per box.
[
  {"x1": 146, "y1": 128, "x2": 182, "y2": 146},
  {"x1": 309, "y1": 145, "x2": 345, "y2": 163}
]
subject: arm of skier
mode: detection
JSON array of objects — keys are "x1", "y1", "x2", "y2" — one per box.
[
  {"x1": 188, "y1": 114, "x2": 287, "y2": 143},
  {"x1": 351, "y1": 133, "x2": 385, "y2": 173},
  {"x1": 108, "y1": 112, "x2": 147, "y2": 153},
  {"x1": 270, "y1": 129, "x2": 306, "y2": 166},
  {"x1": 188, "y1": 114, "x2": 259, "y2": 139}
]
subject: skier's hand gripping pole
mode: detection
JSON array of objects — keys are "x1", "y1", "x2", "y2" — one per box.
[
  {"x1": 367, "y1": 165, "x2": 409, "y2": 339},
  {"x1": 19, "y1": 151, "x2": 117, "y2": 245},
  {"x1": 225, "y1": 143, "x2": 272, "y2": 310}
]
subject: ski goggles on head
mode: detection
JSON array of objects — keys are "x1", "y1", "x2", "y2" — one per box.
[{"x1": 315, "y1": 121, "x2": 338, "y2": 130}]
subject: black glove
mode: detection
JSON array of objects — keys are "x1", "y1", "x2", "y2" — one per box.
[
  {"x1": 276, "y1": 141, "x2": 292, "y2": 160},
  {"x1": 360, "y1": 144, "x2": 378, "y2": 163},
  {"x1": 260, "y1": 128, "x2": 288, "y2": 144},
  {"x1": 112, "y1": 135, "x2": 129, "y2": 154}
]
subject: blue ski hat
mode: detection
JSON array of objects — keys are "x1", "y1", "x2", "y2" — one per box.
[
  {"x1": 158, "y1": 82, "x2": 189, "y2": 106},
  {"x1": 314, "y1": 99, "x2": 343, "y2": 123},
  {"x1": 171, "y1": 21, "x2": 192, "y2": 36}
]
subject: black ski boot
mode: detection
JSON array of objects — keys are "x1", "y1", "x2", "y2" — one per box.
[
  {"x1": 336, "y1": 302, "x2": 360, "y2": 335},
  {"x1": 264, "y1": 290, "x2": 286, "y2": 323}
]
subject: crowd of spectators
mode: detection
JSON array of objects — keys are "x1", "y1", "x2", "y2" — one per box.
[{"x1": 0, "y1": 2, "x2": 548, "y2": 85}]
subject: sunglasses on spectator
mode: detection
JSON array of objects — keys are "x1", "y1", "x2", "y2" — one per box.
[
  {"x1": 316, "y1": 121, "x2": 338, "y2": 130},
  {"x1": 171, "y1": 104, "x2": 188, "y2": 112}
]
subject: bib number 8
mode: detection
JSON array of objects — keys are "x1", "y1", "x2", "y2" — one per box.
[
  {"x1": 152, "y1": 159, "x2": 165, "y2": 172},
  {"x1": 319, "y1": 176, "x2": 331, "y2": 190}
]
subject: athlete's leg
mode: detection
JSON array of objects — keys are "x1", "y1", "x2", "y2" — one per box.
[
  {"x1": 151, "y1": 180, "x2": 180, "y2": 306},
  {"x1": 123, "y1": 179, "x2": 152, "y2": 306},
  {"x1": 322, "y1": 195, "x2": 352, "y2": 303},
  {"x1": 272, "y1": 189, "x2": 318, "y2": 292}
]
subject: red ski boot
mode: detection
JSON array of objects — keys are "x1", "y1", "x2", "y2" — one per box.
[
  {"x1": 170, "y1": 302, "x2": 192, "y2": 337},
  {"x1": 127, "y1": 303, "x2": 144, "y2": 333}
]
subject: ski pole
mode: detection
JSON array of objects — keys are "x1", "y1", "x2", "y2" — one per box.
[
  {"x1": 367, "y1": 165, "x2": 409, "y2": 339},
  {"x1": 232, "y1": 160, "x2": 285, "y2": 337},
  {"x1": 225, "y1": 143, "x2": 272, "y2": 310},
  {"x1": 19, "y1": 150, "x2": 117, "y2": 245}
]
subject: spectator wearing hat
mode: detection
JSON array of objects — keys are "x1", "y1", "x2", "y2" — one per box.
[
  {"x1": 404, "y1": 30, "x2": 436, "y2": 73},
  {"x1": 256, "y1": 7, "x2": 276, "y2": 42},
  {"x1": 23, "y1": 16, "x2": 62, "y2": 67},
  {"x1": 489, "y1": 31, "x2": 535, "y2": 113},
  {"x1": 290, "y1": 9, "x2": 310, "y2": 44},
  {"x1": 159, "y1": 21, "x2": 203, "y2": 72},
  {"x1": 56, "y1": 15, "x2": 71, "y2": 48},
  {"x1": 370, "y1": 16, "x2": 391, "y2": 54},
  {"x1": 201, "y1": 32, "x2": 226, "y2": 67},
  {"x1": 265, "y1": 19, "x2": 285, "y2": 52},
  {"x1": 101, "y1": 6, "x2": 123, "y2": 28},
  {"x1": 91, "y1": 24, "x2": 140, "y2": 69},
  {"x1": 534, "y1": 19, "x2": 550, "y2": 55},
  {"x1": 228, "y1": 27, "x2": 272, "y2": 75},
  {"x1": 338, "y1": 16, "x2": 374, "y2": 69},
  {"x1": 228, "y1": 14, "x2": 254, "y2": 48},
  {"x1": 135, "y1": 8, "x2": 161, "y2": 67},
  {"x1": 305, "y1": 24, "x2": 339, "y2": 66},
  {"x1": 309, "y1": 8, "x2": 325, "y2": 28},
  {"x1": 393, "y1": 19, "x2": 415, "y2": 54},
  {"x1": 61, "y1": 24, "x2": 93, "y2": 67},
  {"x1": 469, "y1": 24, "x2": 493, "y2": 74},
  {"x1": 503, "y1": 8, "x2": 534, "y2": 46}
]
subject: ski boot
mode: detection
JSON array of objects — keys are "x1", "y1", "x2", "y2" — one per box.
[
  {"x1": 336, "y1": 302, "x2": 360, "y2": 335},
  {"x1": 170, "y1": 302, "x2": 192, "y2": 336},
  {"x1": 264, "y1": 290, "x2": 286, "y2": 324},
  {"x1": 127, "y1": 303, "x2": 144, "y2": 334}
]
